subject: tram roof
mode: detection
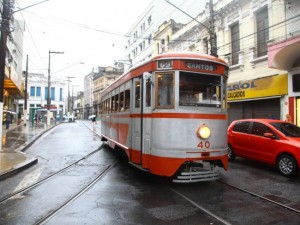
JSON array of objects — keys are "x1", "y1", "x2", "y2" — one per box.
[
  {"x1": 101, "y1": 51, "x2": 228, "y2": 96},
  {"x1": 151, "y1": 51, "x2": 228, "y2": 66}
]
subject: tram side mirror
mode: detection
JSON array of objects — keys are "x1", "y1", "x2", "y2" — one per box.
[{"x1": 143, "y1": 72, "x2": 154, "y2": 85}]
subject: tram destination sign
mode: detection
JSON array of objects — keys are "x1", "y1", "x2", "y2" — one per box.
[
  {"x1": 185, "y1": 62, "x2": 217, "y2": 71},
  {"x1": 157, "y1": 60, "x2": 172, "y2": 69}
]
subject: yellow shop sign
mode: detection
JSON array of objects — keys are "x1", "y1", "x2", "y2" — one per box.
[{"x1": 227, "y1": 74, "x2": 288, "y2": 101}]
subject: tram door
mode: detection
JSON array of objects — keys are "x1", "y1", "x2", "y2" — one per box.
[
  {"x1": 142, "y1": 73, "x2": 152, "y2": 166},
  {"x1": 132, "y1": 75, "x2": 152, "y2": 166},
  {"x1": 132, "y1": 78, "x2": 142, "y2": 164}
]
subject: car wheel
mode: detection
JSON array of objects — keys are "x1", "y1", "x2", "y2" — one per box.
[
  {"x1": 228, "y1": 145, "x2": 236, "y2": 161},
  {"x1": 276, "y1": 154, "x2": 298, "y2": 177}
]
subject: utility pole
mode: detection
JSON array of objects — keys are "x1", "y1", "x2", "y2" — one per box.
[
  {"x1": 47, "y1": 50, "x2": 64, "y2": 126},
  {"x1": 0, "y1": 0, "x2": 12, "y2": 150},
  {"x1": 23, "y1": 55, "x2": 28, "y2": 126},
  {"x1": 209, "y1": 0, "x2": 217, "y2": 57}
]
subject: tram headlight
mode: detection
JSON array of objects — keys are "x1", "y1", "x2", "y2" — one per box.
[{"x1": 197, "y1": 125, "x2": 211, "y2": 139}]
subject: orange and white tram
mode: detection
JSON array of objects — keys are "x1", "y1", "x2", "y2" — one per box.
[{"x1": 100, "y1": 52, "x2": 229, "y2": 182}]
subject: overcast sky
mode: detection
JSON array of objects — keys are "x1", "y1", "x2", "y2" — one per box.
[{"x1": 14, "y1": 0, "x2": 207, "y2": 90}]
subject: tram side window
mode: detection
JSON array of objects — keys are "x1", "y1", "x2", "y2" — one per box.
[
  {"x1": 124, "y1": 89, "x2": 130, "y2": 110},
  {"x1": 179, "y1": 72, "x2": 221, "y2": 107},
  {"x1": 100, "y1": 101, "x2": 103, "y2": 114},
  {"x1": 146, "y1": 79, "x2": 151, "y2": 107},
  {"x1": 115, "y1": 94, "x2": 119, "y2": 112},
  {"x1": 135, "y1": 81, "x2": 141, "y2": 108},
  {"x1": 120, "y1": 92, "x2": 124, "y2": 111},
  {"x1": 107, "y1": 99, "x2": 111, "y2": 113},
  {"x1": 156, "y1": 73, "x2": 174, "y2": 109},
  {"x1": 111, "y1": 96, "x2": 115, "y2": 112},
  {"x1": 104, "y1": 99, "x2": 107, "y2": 113}
]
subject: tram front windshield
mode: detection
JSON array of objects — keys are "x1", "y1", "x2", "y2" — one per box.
[{"x1": 179, "y1": 72, "x2": 222, "y2": 107}]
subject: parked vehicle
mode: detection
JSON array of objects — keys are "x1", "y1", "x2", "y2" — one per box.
[{"x1": 228, "y1": 119, "x2": 300, "y2": 177}]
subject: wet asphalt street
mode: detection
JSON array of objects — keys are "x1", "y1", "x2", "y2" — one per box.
[{"x1": 0, "y1": 121, "x2": 299, "y2": 225}]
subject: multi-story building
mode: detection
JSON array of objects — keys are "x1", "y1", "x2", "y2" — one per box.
[
  {"x1": 268, "y1": 0, "x2": 300, "y2": 126},
  {"x1": 2, "y1": 18, "x2": 25, "y2": 117},
  {"x1": 214, "y1": 0, "x2": 289, "y2": 124},
  {"x1": 18, "y1": 73, "x2": 66, "y2": 122},
  {"x1": 153, "y1": 19, "x2": 184, "y2": 56},
  {"x1": 83, "y1": 70, "x2": 93, "y2": 119},
  {"x1": 93, "y1": 66, "x2": 123, "y2": 118},
  {"x1": 83, "y1": 66, "x2": 123, "y2": 119},
  {"x1": 73, "y1": 91, "x2": 84, "y2": 120},
  {"x1": 159, "y1": 0, "x2": 291, "y2": 124},
  {"x1": 122, "y1": 0, "x2": 207, "y2": 70}
]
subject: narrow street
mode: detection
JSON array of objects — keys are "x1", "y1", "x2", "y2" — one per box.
[{"x1": 0, "y1": 121, "x2": 299, "y2": 225}]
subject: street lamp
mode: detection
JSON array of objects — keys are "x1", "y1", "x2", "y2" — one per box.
[{"x1": 47, "y1": 50, "x2": 64, "y2": 126}]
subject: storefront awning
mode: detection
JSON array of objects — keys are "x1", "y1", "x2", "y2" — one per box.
[
  {"x1": 4, "y1": 79, "x2": 24, "y2": 99},
  {"x1": 4, "y1": 66, "x2": 24, "y2": 99},
  {"x1": 268, "y1": 35, "x2": 300, "y2": 70}
]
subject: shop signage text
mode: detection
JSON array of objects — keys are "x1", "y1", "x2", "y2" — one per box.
[{"x1": 228, "y1": 81, "x2": 256, "y2": 99}]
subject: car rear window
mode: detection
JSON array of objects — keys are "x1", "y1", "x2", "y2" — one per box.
[
  {"x1": 232, "y1": 121, "x2": 250, "y2": 133},
  {"x1": 270, "y1": 122, "x2": 300, "y2": 137}
]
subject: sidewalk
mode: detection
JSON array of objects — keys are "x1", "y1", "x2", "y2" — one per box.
[
  {"x1": 0, "y1": 121, "x2": 55, "y2": 180},
  {"x1": 0, "y1": 120, "x2": 101, "y2": 180}
]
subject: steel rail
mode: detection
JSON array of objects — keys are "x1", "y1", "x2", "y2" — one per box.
[
  {"x1": 35, "y1": 160, "x2": 119, "y2": 225},
  {"x1": 0, "y1": 144, "x2": 104, "y2": 204},
  {"x1": 218, "y1": 180, "x2": 300, "y2": 214}
]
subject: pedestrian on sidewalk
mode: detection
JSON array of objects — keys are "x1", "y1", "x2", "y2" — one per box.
[
  {"x1": 92, "y1": 116, "x2": 97, "y2": 132},
  {"x1": 17, "y1": 111, "x2": 21, "y2": 125},
  {"x1": 34, "y1": 113, "x2": 39, "y2": 127},
  {"x1": 5, "y1": 112, "x2": 11, "y2": 129}
]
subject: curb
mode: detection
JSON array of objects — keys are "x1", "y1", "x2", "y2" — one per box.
[
  {"x1": 0, "y1": 153, "x2": 38, "y2": 181},
  {"x1": 0, "y1": 123, "x2": 60, "y2": 181}
]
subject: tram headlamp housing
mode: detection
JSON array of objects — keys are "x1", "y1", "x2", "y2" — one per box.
[{"x1": 197, "y1": 125, "x2": 211, "y2": 139}]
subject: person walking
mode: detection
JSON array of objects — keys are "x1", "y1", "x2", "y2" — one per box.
[
  {"x1": 5, "y1": 112, "x2": 11, "y2": 129},
  {"x1": 92, "y1": 116, "x2": 97, "y2": 132},
  {"x1": 285, "y1": 114, "x2": 293, "y2": 123},
  {"x1": 17, "y1": 111, "x2": 21, "y2": 125}
]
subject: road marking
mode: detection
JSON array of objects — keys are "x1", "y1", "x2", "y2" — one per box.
[{"x1": 14, "y1": 167, "x2": 43, "y2": 193}]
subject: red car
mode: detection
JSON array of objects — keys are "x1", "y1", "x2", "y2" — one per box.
[{"x1": 228, "y1": 119, "x2": 300, "y2": 177}]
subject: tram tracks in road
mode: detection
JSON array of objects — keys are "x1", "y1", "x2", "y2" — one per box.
[
  {"x1": 169, "y1": 187, "x2": 232, "y2": 225},
  {"x1": 0, "y1": 143, "x2": 120, "y2": 225},
  {"x1": 34, "y1": 160, "x2": 119, "y2": 225},
  {"x1": 0, "y1": 143, "x2": 105, "y2": 204},
  {"x1": 217, "y1": 180, "x2": 300, "y2": 214},
  {"x1": 168, "y1": 178, "x2": 299, "y2": 225}
]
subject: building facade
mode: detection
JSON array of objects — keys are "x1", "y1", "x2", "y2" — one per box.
[
  {"x1": 73, "y1": 91, "x2": 84, "y2": 120},
  {"x1": 2, "y1": 17, "x2": 25, "y2": 121},
  {"x1": 122, "y1": 0, "x2": 207, "y2": 70},
  {"x1": 154, "y1": 0, "x2": 291, "y2": 124},
  {"x1": 83, "y1": 66, "x2": 123, "y2": 120},
  {"x1": 83, "y1": 71, "x2": 93, "y2": 119},
  {"x1": 267, "y1": 0, "x2": 300, "y2": 126},
  {"x1": 18, "y1": 73, "x2": 66, "y2": 122},
  {"x1": 93, "y1": 66, "x2": 123, "y2": 119}
]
